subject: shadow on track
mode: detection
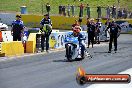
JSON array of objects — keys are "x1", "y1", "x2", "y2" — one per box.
[
  {"x1": 94, "y1": 51, "x2": 108, "y2": 53},
  {"x1": 52, "y1": 59, "x2": 83, "y2": 62}
]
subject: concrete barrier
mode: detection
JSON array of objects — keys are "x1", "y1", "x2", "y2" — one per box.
[
  {"x1": 1, "y1": 41, "x2": 24, "y2": 56},
  {"x1": 26, "y1": 33, "x2": 36, "y2": 53}
]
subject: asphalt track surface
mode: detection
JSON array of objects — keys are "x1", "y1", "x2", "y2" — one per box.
[{"x1": 0, "y1": 34, "x2": 132, "y2": 88}]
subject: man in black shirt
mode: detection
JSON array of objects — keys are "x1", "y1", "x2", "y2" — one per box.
[
  {"x1": 40, "y1": 14, "x2": 52, "y2": 52},
  {"x1": 97, "y1": 6, "x2": 101, "y2": 18},
  {"x1": 59, "y1": 5, "x2": 62, "y2": 15},
  {"x1": 87, "y1": 18, "x2": 96, "y2": 48},
  {"x1": 11, "y1": 15, "x2": 24, "y2": 41},
  {"x1": 107, "y1": 20, "x2": 121, "y2": 53},
  {"x1": 62, "y1": 6, "x2": 66, "y2": 16},
  {"x1": 112, "y1": 5, "x2": 116, "y2": 18}
]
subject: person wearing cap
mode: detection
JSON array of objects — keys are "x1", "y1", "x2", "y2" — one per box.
[
  {"x1": 40, "y1": 14, "x2": 52, "y2": 52},
  {"x1": 87, "y1": 18, "x2": 96, "y2": 48},
  {"x1": 11, "y1": 15, "x2": 24, "y2": 41},
  {"x1": 71, "y1": 25, "x2": 85, "y2": 58},
  {"x1": 106, "y1": 19, "x2": 121, "y2": 53}
]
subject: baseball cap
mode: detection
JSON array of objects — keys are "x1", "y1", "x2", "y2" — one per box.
[{"x1": 16, "y1": 14, "x2": 21, "y2": 18}]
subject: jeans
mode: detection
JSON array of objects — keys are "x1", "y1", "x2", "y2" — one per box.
[
  {"x1": 109, "y1": 34, "x2": 117, "y2": 51},
  {"x1": 88, "y1": 33, "x2": 94, "y2": 47}
]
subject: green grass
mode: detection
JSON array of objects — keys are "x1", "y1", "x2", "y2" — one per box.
[{"x1": 0, "y1": 0, "x2": 132, "y2": 18}]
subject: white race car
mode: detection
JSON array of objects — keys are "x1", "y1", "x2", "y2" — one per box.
[{"x1": 0, "y1": 23, "x2": 8, "y2": 31}]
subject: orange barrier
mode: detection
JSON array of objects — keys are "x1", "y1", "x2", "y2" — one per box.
[{"x1": 0, "y1": 31, "x2": 2, "y2": 42}]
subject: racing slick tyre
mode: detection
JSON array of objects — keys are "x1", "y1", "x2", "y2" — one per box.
[{"x1": 66, "y1": 45, "x2": 72, "y2": 62}]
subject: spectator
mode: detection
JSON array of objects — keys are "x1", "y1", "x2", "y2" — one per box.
[
  {"x1": 86, "y1": 4, "x2": 90, "y2": 18},
  {"x1": 67, "y1": 4, "x2": 71, "y2": 17},
  {"x1": 11, "y1": 15, "x2": 24, "y2": 41},
  {"x1": 112, "y1": 5, "x2": 116, "y2": 18},
  {"x1": 46, "y1": 3, "x2": 51, "y2": 15},
  {"x1": 79, "y1": 3, "x2": 84, "y2": 17},
  {"x1": 106, "y1": 5, "x2": 111, "y2": 19},
  {"x1": 71, "y1": 5, "x2": 75, "y2": 17},
  {"x1": 117, "y1": 8, "x2": 122, "y2": 19},
  {"x1": 59, "y1": 5, "x2": 63, "y2": 15},
  {"x1": 62, "y1": 5, "x2": 66, "y2": 16},
  {"x1": 97, "y1": 5, "x2": 102, "y2": 18},
  {"x1": 40, "y1": 14, "x2": 52, "y2": 52},
  {"x1": 122, "y1": 8, "x2": 127, "y2": 19}
]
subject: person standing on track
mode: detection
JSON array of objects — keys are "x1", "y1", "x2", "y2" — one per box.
[
  {"x1": 107, "y1": 19, "x2": 121, "y2": 53},
  {"x1": 40, "y1": 14, "x2": 52, "y2": 52},
  {"x1": 86, "y1": 18, "x2": 96, "y2": 48}
]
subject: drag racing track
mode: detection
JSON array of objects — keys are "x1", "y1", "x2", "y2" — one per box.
[{"x1": 0, "y1": 34, "x2": 132, "y2": 88}]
